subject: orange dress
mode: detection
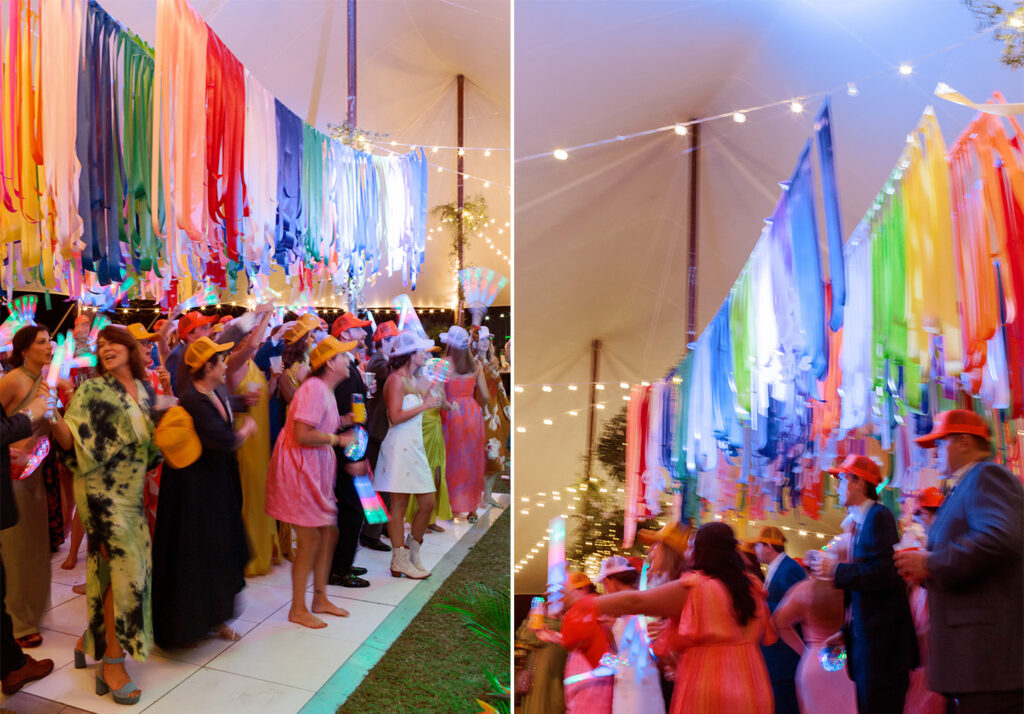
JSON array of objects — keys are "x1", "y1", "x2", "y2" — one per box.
[{"x1": 668, "y1": 571, "x2": 775, "y2": 714}]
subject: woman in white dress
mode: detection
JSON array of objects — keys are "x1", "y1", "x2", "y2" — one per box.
[{"x1": 374, "y1": 332, "x2": 441, "y2": 579}]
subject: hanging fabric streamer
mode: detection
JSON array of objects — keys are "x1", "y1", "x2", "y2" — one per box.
[
  {"x1": 814, "y1": 99, "x2": 846, "y2": 333},
  {"x1": 839, "y1": 226, "x2": 873, "y2": 430},
  {"x1": 242, "y1": 71, "x2": 278, "y2": 275},
  {"x1": 785, "y1": 141, "x2": 829, "y2": 388},
  {"x1": 205, "y1": 27, "x2": 247, "y2": 265},
  {"x1": 274, "y1": 99, "x2": 304, "y2": 270}
]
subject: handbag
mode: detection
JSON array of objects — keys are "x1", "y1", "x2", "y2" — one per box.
[{"x1": 154, "y1": 406, "x2": 202, "y2": 469}]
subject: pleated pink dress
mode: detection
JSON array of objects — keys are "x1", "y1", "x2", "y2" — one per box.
[{"x1": 442, "y1": 374, "x2": 485, "y2": 513}]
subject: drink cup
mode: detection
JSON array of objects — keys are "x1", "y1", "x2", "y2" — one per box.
[{"x1": 352, "y1": 394, "x2": 367, "y2": 424}]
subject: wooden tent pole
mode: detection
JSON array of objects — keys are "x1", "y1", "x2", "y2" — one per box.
[
  {"x1": 686, "y1": 120, "x2": 700, "y2": 348},
  {"x1": 584, "y1": 339, "x2": 602, "y2": 478},
  {"x1": 456, "y1": 74, "x2": 466, "y2": 324},
  {"x1": 347, "y1": 0, "x2": 357, "y2": 126}
]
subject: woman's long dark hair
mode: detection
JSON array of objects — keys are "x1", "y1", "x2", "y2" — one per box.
[
  {"x1": 282, "y1": 333, "x2": 309, "y2": 370},
  {"x1": 692, "y1": 522, "x2": 756, "y2": 626},
  {"x1": 96, "y1": 326, "x2": 147, "y2": 381},
  {"x1": 445, "y1": 345, "x2": 474, "y2": 374},
  {"x1": 9, "y1": 325, "x2": 48, "y2": 368}
]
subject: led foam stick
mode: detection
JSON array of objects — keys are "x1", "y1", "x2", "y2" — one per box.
[
  {"x1": 18, "y1": 438, "x2": 50, "y2": 480},
  {"x1": 547, "y1": 516, "x2": 567, "y2": 616},
  {"x1": 459, "y1": 268, "x2": 508, "y2": 325},
  {"x1": 178, "y1": 284, "x2": 219, "y2": 312},
  {"x1": 422, "y1": 357, "x2": 451, "y2": 383},
  {"x1": 0, "y1": 321, "x2": 18, "y2": 353},
  {"x1": 391, "y1": 294, "x2": 428, "y2": 338},
  {"x1": 353, "y1": 475, "x2": 390, "y2": 524},
  {"x1": 87, "y1": 315, "x2": 111, "y2": 352},
  {"x1": 10, "y1": 296, "x2": 38, "y2": 326},
  {"x1": 344, "y1": 426, "x2": 368, "y2": 460}
]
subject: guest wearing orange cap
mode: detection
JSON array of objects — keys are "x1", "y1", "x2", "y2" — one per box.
[
  {"x1": 162, "y1": 310, "x2": 219, "y2": 395},
  {"x1": 900, "y1": 487, "x2": 946, "y2": 714},
  {"x1": 753, "y1": 525, "x2": 806, "y2": 714},
  {"x1": 152, "y1": 337, "x2": 257, "y2": 649},
  {"x1": 895, "y1": 410, "x2": 1023, "y2": 714},
  {"x1": 327, "y1": 312, "x2": 375, "y2": 588},
  {"x1": 814, "y1": 454, "x2": 918, "y2": 714}
]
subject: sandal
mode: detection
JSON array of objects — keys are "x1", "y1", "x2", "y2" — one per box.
[
  {"x1": 15, "y1": 632, "x2": 42, "y2": 648},
  {"x1": 427, "y1": 523, "x2": 445, "y2": 533},
  {"x1": 96, "y1": 655, "x2": 141, "y2": 705}
]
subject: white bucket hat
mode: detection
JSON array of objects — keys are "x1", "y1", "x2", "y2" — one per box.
[
  {"x1": 439, "y1": 325, "x2": 471, "y2": 350},
  {"x1": 390, "y1": 330, "x2": 436, "y2": 357},
  {"x1": 596, "y1": 555, "x2": 637, "y2": 583}
]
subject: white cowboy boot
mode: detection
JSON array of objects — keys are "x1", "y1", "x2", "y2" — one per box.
[
  {"x1": 405, "y1": 534, "x2": 430, "y2": 575},
  {"x1": 390, "y1": 546, "x2": 429, "y2": 579}
]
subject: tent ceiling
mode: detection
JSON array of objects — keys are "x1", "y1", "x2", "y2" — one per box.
[
  {"x1": 513, "y1": 0, "x2": 1023, "y2": 590},
  {"x1": 98, "y1": 0, "x2": 510, "y2": 308}
]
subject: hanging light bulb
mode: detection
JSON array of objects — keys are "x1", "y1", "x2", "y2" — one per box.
[
  {"x1": 847, "y1": 82, "x2": 859, "y2": 97},
  {"x1": 674, "y1": 123, "x2": 688, "y2": 136},
  {"x1": 899, "y1": 63, "x2": 913, "y2": 75},
  {"x1": 790, "y1": 100, "x2": 804, "y2": 113},
  {"x1": 553, "y1": 149, "x2": 569, "y2": 160},
  {"x1": 732, "y1": 112, "x2": 747, "y2": 124}
]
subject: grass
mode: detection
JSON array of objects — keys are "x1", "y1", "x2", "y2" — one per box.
[{"x1": 338, "y1": 508, "x2": 510, "y2": 714}]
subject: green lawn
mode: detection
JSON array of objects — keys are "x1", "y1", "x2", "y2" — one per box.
[{"x1": 339, "y1": 508, "x2": 510, "y2": 713}]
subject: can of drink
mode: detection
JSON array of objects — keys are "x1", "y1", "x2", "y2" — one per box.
[
  {"x1": 528, "y1": 597, "x2": 546, "y2": 630},
  {"x1": 352, "y1": 394, "x2": 367, "y2": 424}
]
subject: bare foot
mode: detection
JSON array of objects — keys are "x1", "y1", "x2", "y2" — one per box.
[
  {"x1": 288, "y1": 609, "x2": 327, "y2": 629},
  {"x1": 72, "y1": 583, "x2": 86, "y2": 595},
  {"x1": 215, "y1": 624, "x2": 240, "y2": 641},
  {"x1": 101, "y1": 659, "x2": 140, "y2": 701},
  {"x1": 311, "y1": 596, "x2": 350, "y2": 618},
  {"x1": 60, "y1": 553, "x2": 77, "y2": 570}
]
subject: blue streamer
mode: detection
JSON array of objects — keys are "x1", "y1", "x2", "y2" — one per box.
[
  {"x1": 274, "y1": 99, "x2": 304, "y2": 269},
  {"x1": 814, "y1": 100, "x2": 846, "y2": 333}
]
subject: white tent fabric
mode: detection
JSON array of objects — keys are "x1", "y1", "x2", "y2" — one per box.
[
  {"x1": 97, "y1": 0, "x2": 510, "y2": 309},
  {"x1": 513, "y1": 0, "x2": 1023, "y2": 590}
]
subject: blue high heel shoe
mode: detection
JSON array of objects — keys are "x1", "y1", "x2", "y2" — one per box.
[{"x1": 95, "y1": 655, "x2": 141, "y2": 705}]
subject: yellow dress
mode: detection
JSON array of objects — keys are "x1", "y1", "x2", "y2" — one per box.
[
  {"x1": 406, "y1": 405, "x2": 454, "y2": 524},
  {"x1": 235, "y1": 360, "x2": 278, "y2": 576}
]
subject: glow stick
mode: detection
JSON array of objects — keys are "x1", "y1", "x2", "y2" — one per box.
[
  {"x1": 422, "y1": 357, "x2": 451, "y2": 383},
  {"x1": 344, "y1": 426, "x2": 368, "y2": 460},
  {"x1": 391, "y1": 294, "x2": 428, "y2": 338},
  {"x1": 459, "y1": 268, "x2": 508, "y2": 309},
  {"x1": 10, "y1": 295, "x2": 38, "y2": 326},
  {"x1": 353, "y1": 474, "x2": 390, "y2": 524},
  {"x1": 547, "y1": 516, "x2": 567, "y2": 615},
  {"x1": 87, "y1": 315, "x2": 110, "y2": 352},
  {"x1": 18, "y1": 438, "x2": 50, "y2": 480},
  {"x1": 177, "y1": 284, "x2": 219, "y2": 312}
]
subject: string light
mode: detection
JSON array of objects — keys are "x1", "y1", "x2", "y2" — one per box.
[
  {"x1": 674, "y1": 123, "x2": 688, "y2": 136},
  {"x1": 732, "y1": 112, "x2": 747, "y2": 123},
  {"x1": 553, "y1": 149, "x2": 569, "y2": 161},
  {"x1": 790, "y1": 100, "x2": 804, "y2": 113},
  {"x1": 847, "y1": 82, "x2": 859, "y2": 97},
  {"x1": 899, "y1": 63, "x2": 913, "y2": 75}
]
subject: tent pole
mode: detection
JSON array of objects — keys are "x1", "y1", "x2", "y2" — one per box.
[
  {"x1": 584, "y1": 339, "x2": 602, "y2": 478},
  {"x1": 686, "y1": 119, "x2": 700, "y2": 349},
  {"x1": 346, "y1": 0, "x2": 356, "y2": 126},
  {"x1": 456, "y1": 74, "x2": 466, "y2": 323}
]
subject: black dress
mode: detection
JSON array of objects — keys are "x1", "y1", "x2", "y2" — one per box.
[{"x1": 151, "y1": 386, "x2": 249, "y2": 648}]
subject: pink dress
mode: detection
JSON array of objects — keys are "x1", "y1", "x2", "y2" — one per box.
[
  {"x1": 563, "y1": 650, "x2": 613, "y2": 714},
  {"x1": 904, "y1": 586, "x2": 944, "y2": 714},
  {"x1": 793, "y1": 601, "x2": 857, "y2": 714},
  {"x1": 265, "y1": 377, "x2": 339, "y2": 527},
  {"x1": 442, "y1": 374, "x2": 485, "y2": 512},
  {"x1": 667, "y1": 572, "x2": 774, "y2": 714}
]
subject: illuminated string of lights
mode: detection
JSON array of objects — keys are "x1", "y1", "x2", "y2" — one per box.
[
  {"x1": 370, "y1": 141, "x2": 511, "y2": 191},
  {"x1": 518, "y1": 26, "x2": 998, "y2": 163},
  {"x1": 382, "y1": 140, "x2": 510, "y2": 154}
]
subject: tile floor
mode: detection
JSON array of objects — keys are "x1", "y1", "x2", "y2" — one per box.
[{"x1": 1, "y1": 494, "x2": 508, "y2": 714}]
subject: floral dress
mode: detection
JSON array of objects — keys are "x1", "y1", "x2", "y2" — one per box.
[
  {"x1": 481, "y1": 361, "x2": 510, "y2": 476},
  {"x1": 62, "y1": 375, "x2": 161, "y2": 661}
]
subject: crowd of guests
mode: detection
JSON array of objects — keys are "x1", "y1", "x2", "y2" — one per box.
[
  {"x1": 517, "y1": 409, "x2": 1022, "y2": 714},
  {"x1": 0, "y1": 303, "x2": 510, "y2": 704}
]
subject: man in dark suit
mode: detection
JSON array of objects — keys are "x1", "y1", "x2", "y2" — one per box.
[
  {"x1": 359, "y1": 321, "x2": 399, "y2": 552},
  {"x1": 896, "y1": 409, "x2": 1023, "y2": 714},
  {"x1": 754, "y1": 525, "x2": 805, "y2": 714},
  {"x1": 1, "y1": 395, "x2": 55, "y2": 695},
  {"x1": 815, "y1": 454, "x2": 918, "y2": 714}
]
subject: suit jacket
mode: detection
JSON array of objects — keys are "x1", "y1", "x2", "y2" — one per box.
[
  {"x1": 926, "y1": 461, "x2": 1023, "y2": 694},
  {"x1": 761, "y1": 554, "x2": 806, "y2": 683},
  {"x1": 365, "y1": 353, "x2": 391, "y2": 442},
  {"x1": 0, "y1": 403, "x2": 32, "y2": 529},
  {"x1": 835, "y1": 501, "x2": 919, "y2": 687}
]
